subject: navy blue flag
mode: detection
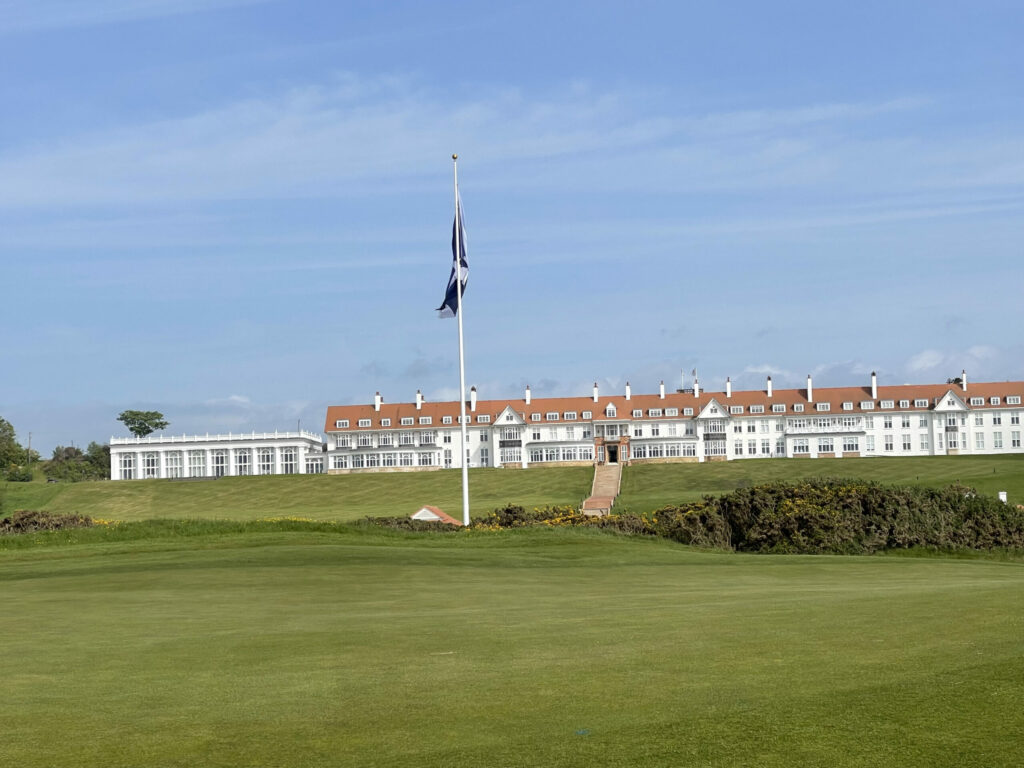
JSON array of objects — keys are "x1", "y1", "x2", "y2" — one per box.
[{"x1": 437, "y1": 190, "x2": 468, "y2": 318}]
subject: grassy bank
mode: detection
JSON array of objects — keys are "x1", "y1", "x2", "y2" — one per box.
[
  {"x1": 0, "y1": 465, "x2": 593, "y2": 521},
  {"x1": 618, "y1": 454, "x2": 1024, "y2": 513},
  {"x1": 2, "y1": 527, "x2": 1022, "y2": 767}
]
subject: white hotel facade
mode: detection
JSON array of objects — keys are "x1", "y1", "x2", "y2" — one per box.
[
  {"x1": 110, "y1": 431, "x2": 325, "y2": 480},
  {"x1": 322, "y1": 372, "x2": 1024, "y2": 473}
]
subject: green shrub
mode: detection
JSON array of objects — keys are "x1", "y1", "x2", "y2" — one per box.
[{"x1": 4, "y1": 465, "x2": 34, "y2": 482}]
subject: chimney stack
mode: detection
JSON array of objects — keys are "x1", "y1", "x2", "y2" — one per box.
[
  {"x1": 593, "y1": 382, "x2": 599, "y2": 403},
  {"x1": 415, "y1": 389, "x2": 423, "y2": 410},
  {"x1": 659, "y1": 380, "x2": 665, "y2": 399},
  {"x1": 962, "y1": 369, "x2": 968, "y2": 391},
  {"x1": 525, "y1": 385, "x2": 531, "y2": 405},
  {"x1": 625, "y1": 382, "x2": 631, "y2": 401},
  {"x1": 871, "y1": 371, "x2": 877, "y2": 400},
  {"x1": 470, "y1": 386, "x2": 477, "y2": 412},
  {"x1": 374, "y1": 392, "x2": 382, "y2": 412},
  {"x1": 806, "y1": 374, "x2": 813, "y2": 404},
  {"x1": 693, "y1": 377, "x2": 700, "y2": 398},
  {"x1": 726, "y1": 377, "x2": 732, "y2": 398},
  {"x1": 767, "y1": 376, "x2": 773, "y2": 398}
]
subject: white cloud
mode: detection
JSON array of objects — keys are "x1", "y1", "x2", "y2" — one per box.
[
  {"x1": 905, "y1": 347, "x2": 1002, "y2": 379},
  {"x1": 907, "y1": 350, "x2": 944, "y2": 373}
]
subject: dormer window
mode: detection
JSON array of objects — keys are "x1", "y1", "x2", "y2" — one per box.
[
  {"x1": 381, "y1": 418, "x2": 391, "y2": 427},
  {"x1": 842, "y1": 402, "x2": 853, "y2": 411},
  {"x1": 899, "y1": 400, "x2": 910, "y2": 409},
  {"x1": 335, "y1": 419, "x2": 349, "y2": 429},
  {"x1": 442, "y1": 416, "x2": 453, "y2": 424},
  {"x1": 990, "y1": 397, "x2": 1001, "y2": 405},
  {"x1": 666, "y1": 408, "x2": 678, "y2": 417},
  {"x1": 880, "y1": 400, "x2": 894, "y2": 409},
  {"x1": 564, "y1": 412, "x2": 577, "y2": 420},
  {"x1": 582, "y1": 410, "x2": 592, "y2": 419},
  {"x1": 915, "y1": 399, "x2": 929, "y2": 408},
  {"x1": 816, "y1": 403, "x2": 830, "y2": 412},
  {"x1": 545, "y1": 412, "x2": 559, "y2": 421},
  {"x1": 772, "y1": 404, "x2": 785, "y2": 413},
  {"x1": 1008, "y1": 396, "x2": 1022, "y2": 405},
  {"x1": 793, "y1": 404, "x2": 804, "y2": 412},
  {"x1": 477, "y1": 415, "x2": 491, "y2": 423},
  {"x1": 750, "y1": 405, "x2": 764, "y2": 414},
  {"x1": 357, "y1": 419, "x2": 371, "y2": 428},
  {"x1": 861, "y1": 401, "x2": 874, "y2": 410},
  {"x1": 531, "y1": 413, "x2": 541, "y2": 421},
  {"x1": 401, "y1": 417, "x2": 414, "y2": 426},
  {"x1": 683, "y1": 408, "x2": 693, "y2": 416},
  {"x1": 605, "y1": 405, "x2": 617, "y2": 418},
  {"x1": 418, "y1": 416, "x2": 432, "y2": 425},
  {"x1": 729, "y1": 406, "x2": 743, "y2": 414},
  {"x1": 970, "y1": 397, "x2": 983, "y2": 406},
  {"x1": 632, "y1": 409, "x2": 642, "y2": 418}
]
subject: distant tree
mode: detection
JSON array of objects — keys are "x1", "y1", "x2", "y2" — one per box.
[
  {"x1": 85, "y1": 442, "x2": 111, "y2": 478},
  {"x1": 52, "y1": 445, "x2": 84, "y2": 462},
  {"x1": 116, "y1": 410, "x2": 169, "y2": 438},
  {"x1": 0, "y1": 417, "x2": 26, "y2": 468}
]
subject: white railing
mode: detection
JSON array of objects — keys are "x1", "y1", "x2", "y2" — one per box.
[{"x1": 110, "y1": 430, "x2": 324, "y2": 446}]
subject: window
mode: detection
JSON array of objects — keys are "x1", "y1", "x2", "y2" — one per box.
[
  {"x1": 257, "y1": 448, "x2": 274, "y2": 475},
  {"x1": 993, "y1": 414, "x2": 1002, "y2": 426},
  {"x1": 747, "y1": 422, "x2": 756, "y2": 433},
  {"x1": 189, "y1": 450, "x2": 206, "y2": 477},
  {"x1": 634, "y1": 425, "x2": 644, "y2": 437},
  {"x1": 842, "y1": 416, "x2": 858, "y2": 428},
  {"x1": 358, "y1": 419, "x2": 371, "y2": 428},
  {"x1": 902, "y1": 434, "x2": 911, "y2": 451},
  {"x1": 381, "y1": 418, "x2": 391, "y2": 427},
  {"x1": 1009, "y1": 396, "x2": 1022, "y2": 405},
  {"x1": 652, "y1": 424, "x2": 660, "y2": 437},
  {"x1": 379, "y1": 433, "x2": 393, "y2": 446},
  {"x1": 116, "y1": 452, "x2": 137, "y2": 480},
  {"x1": 881, "y1": 400, "x2": 894, "y2": 409},
  {"x1": 729, "y1": 406, "x2": 743, "y2": 415},
  {"x1": 865, "y1": 416, "x2": 874, "y2": 428},
  {"x1": 479, "y1": 430, "x2": 489, "y2": 441},
  {"x1": 920, "y1": 435, "x2": 929, "y2": 451},
  {"x1": 399, "y1": 432, "x2": 414, "y2": 446},
  {"x1": 842, "y1": 402, "x2": 853, "y2": 411},
  {"x1": 749, "y1": 405, "x2": 764, "y2": 414},
  {"x1": 975, "y1": 433, "x2": 985, "y2": 450},
  {"x1": 582, "y1": 411, "x2": 592, "y2": 419},
  {"x1": 790, "y1": 418, "x2": 808, "y2": 430},
  {"x1": 418, "y1": 452, "x2": 435, "y2": 466},
  {"x1": 501, "y1": 427, "x2": 522, "y2": 441},
  {"x1": 605, "y1": 405, "x2": 616, "y2": 417},
  {"x1": 861, "y1": 401, "x2": 875, "y2": 410},
  {"x1": 970, "y1": 397, "x2": 983, "y2": 406},
  {"x1": 632, "y1": 409, "x2": 642, "y2": 418},
  {"x1": 793, "y1": 404, "x2": 804, "y2": 412},
  {"x1": 772, "y1": 404, "x2": 786, "y2": 413},
  {"x1": 793, "y1": 439, "x2": 809, "y2": 454},
  {"x1": 335, "y1": 435, "x2": 350, "y2": 448},
  {"x1": 547, "y1": 412, "x2": 560, "y2": 421},
  {"x1": 884, "y1": 435, "x2": 894, "y2": 452},
  {"x1": 281, "y1": 448, "x2": 297, "y2": 474},
  {"x1": 357, "y1": 434, "x2": 373, "y2": 447},
  {"x1": 818, "y1": 438, "x2": 833, "y2": 453},
  {"x1": 401, "y1": 417, "x2": 414, "y2": 426},
  {"x1": 733, "y1": 423, "x2": 744, "y2": 434},
  {"x1": 884, "y1": 416, "x2": 893, "y2": 429},
  {"x1": 901, "y1": 415, "x2": 911, "y2": 428},
  {"x1": 1013, "y1": 431, "x2": 1022, "y2": 448},
  {"x1": 866, "y1": 436, "x2": 875, "y2": 452},
  {"x1": 419, "y1": 417, "x2": 432, "y2": 425},
  {"x1": 531, "y1": 413, "x2": 541, "y2": 421},
  {"x1": 143, "y1": 452, "x2": 160, "y2": 479},
  {"x1": 762, "y1": 439, "x2": 771, "y2": 455},
  {"x1": 666, "y1": 408, "x2": 678, "y2": 417},
  {"x1": 564, "y1": 412, "x2": 578, "y2": 420},
  {"x1": 899, "y1": 400, "x2": 910, "y2": 409},
  {"x1": 684, "y1": 408, "x2": 694, "y2": 416},
  {"x1": 500, "y1": 448, "x2": 521, "y2": 464},
  {"x1": 400, "y1": 452, "x2": 414, "y2": 467},
  {"x1": 477, "y1": 415, "x2": 491, "y2": 423},
  {"x1": 531, "y1": 428, "x2": 541, "y2": 441},
  {"x1": 920, "y1": 415, "x2": 929, "y2": 428},
  {"x1": 420, "y1": 431, "x2": 437, "y2": 445},
  {"x1": 335, "y1": 419, "x2": 349, "y2": 429},
  {"x1": 1012, "y1": 412, "x2": 1021, "y2": 425},
  {"x1": 974, "y1": 414, "x2": 984, "y2": 427},
  {"x1": 994, "y1": 432, "x2": 1003, "y2": 449},
  {"x1": 914, "y1": 399, "x2": 928, "y2": 408},
  {"x1": 816, "y1": 403, "x2": 830, "y2": 412},
  {"x1": 211, "y1": 450, "x2": 227, "y2": 478},
  {"x1": 566, "y1": 426, "x2": 576, "y2": 439},
  {"x1": 648, "y1": 408, "x2": 663, "y2": 417},
  {"x1": 733, "y1": 440, "x2": 744, "y2": 455},
  {"x1": 165, "y1": 451, "x2": 184, "y2": 479},
  {"x1": 442, "y1": 416, "x2": 452, "y2": 425},
  {"x1": 384, "y1": 453, "x2": 398, "y2": 468},
  {"x1": 842, "y1": 436, "x2": 859, "y2": 453},
  {"x1": 987, "y1": 396, "x2": 1001, "y2": 406}
]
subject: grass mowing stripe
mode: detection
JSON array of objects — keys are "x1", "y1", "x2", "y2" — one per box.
[{"x1": 1, "y1": 528, "x2": 1022, "y2": 767}]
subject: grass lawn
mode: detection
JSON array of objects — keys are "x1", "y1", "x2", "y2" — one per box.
[
  {"x1": 0, "y1": 466, "x2": 593, "y2": 521},
  {"x1": 1, "y1": 527, "x2": 1022, "y2": 767},
  {"x1": 618, "y1": 454, "x2": 1024, "y2": 513}
]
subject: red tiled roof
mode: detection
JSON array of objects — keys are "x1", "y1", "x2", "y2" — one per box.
[{"x1": 324, "y1": 380, "x2": 1024, "y2": 431}]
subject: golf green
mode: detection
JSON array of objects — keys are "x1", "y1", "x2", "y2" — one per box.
[{"x1": 2, "y1": 527, "x2": 1022, "y2": 767}]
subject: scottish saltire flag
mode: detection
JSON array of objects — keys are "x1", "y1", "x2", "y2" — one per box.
[{"x1": 437, "y1": 190, "x2": 468, "y2": 318}]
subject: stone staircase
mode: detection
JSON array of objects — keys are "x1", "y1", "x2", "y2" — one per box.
[{"x1": 582, "y1": 462, "x2": 621, "y2": 516}]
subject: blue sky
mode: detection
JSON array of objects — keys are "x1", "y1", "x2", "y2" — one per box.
[{"x1": 2, "y1": 0, "x2": 1022, "y2": 453}]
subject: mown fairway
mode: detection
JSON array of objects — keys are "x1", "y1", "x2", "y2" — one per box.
[
  {"x1": 0, "y1": 466, "x2": 592, "y2": 521},
  {"x1": 2, "y1": 527, "x2": 1023, "y2": 767},
  {"x1": 618, "y1": 454, "x2": 1024, "y2": 513}
]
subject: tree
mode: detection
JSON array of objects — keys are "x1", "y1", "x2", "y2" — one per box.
[
  {"x1": 116, "y1": 410, "x2": 169, "y2": 438},
  {"x1": 0, "y1": 417, "x2": 26, "y2": 467}
]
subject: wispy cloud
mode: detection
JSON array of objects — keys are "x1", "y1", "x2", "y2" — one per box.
[
  {"x1": 0, "y1": 75, "x2": 969, "y2": 211},
  {"x1": 0, "y1": 0, "x2": 270, "y2": 33}
]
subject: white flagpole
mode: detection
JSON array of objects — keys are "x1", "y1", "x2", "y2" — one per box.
[{"x1": 453, "y1": 154, "x2": 470, "y2": 527}]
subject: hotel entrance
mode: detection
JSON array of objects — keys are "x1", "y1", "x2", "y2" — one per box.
[{"x1": 606, "y1": 445, "x2": 618, "y2": 464}]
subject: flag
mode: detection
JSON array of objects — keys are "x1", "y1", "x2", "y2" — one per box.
[{"x1": 437, "y1": 190, "x2": 468, "y2": 318}]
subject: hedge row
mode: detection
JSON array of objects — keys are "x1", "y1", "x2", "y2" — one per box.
[{"x1": 371, "y1": 480, "x2": 1024, "y2": 555}]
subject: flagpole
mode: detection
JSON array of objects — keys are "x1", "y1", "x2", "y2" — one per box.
[{"x1": 453, "y1": 154, "x2": 470, "y2": 527}]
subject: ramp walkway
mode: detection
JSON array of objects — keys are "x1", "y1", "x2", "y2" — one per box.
[{"x1": 582, "y1": 462, "x2": 621, "y2": 516}]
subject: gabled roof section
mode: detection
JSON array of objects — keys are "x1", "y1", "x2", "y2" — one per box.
[
  {"x1": 932, "y1": 390, "x2": 968, "y2": 411},
  {"x1": 697, "y1": 398, "x2": 728, "y2": 419},
  {"x1": 495, "y1": 405, "x2": 525, "y2": 424}
]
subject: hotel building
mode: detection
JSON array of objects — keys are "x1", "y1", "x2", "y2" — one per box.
[{"x1": 323, "y1": 372, "x2": 1024, "y2": 473}]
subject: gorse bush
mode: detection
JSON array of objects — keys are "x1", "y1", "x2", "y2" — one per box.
[
  {"x1": 367, "y1": 480, "x2": 1024, "y2": 555},
  {"x1": 0, "y1": 510, "x2": 94, "y2": 535}
]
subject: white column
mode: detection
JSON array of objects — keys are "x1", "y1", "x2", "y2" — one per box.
[
  {"x1": 206, "y1": 448, "x2": 213, "y2": 477},
  {"x1": 298, "y1": 443, "x2": 306, "y2": 474},
  {"x1": 159, "y1": 450, "x2": 166, "y2": 479},
  {"x1": 228, "y1": 448, "x2": 236, "y2": 476},
  {"x1": 274, "y1": 446, "x2": 281, "y2": 476}
]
